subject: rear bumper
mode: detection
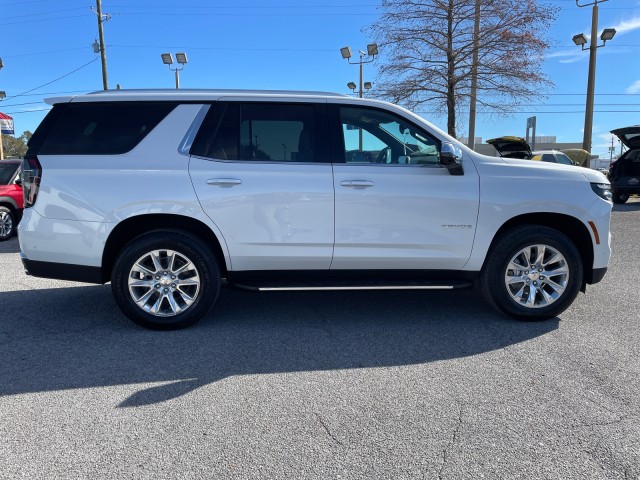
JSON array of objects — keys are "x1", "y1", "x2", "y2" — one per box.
[{"x1": 21, "y1": 254, "x2": 105, "y2": 284}]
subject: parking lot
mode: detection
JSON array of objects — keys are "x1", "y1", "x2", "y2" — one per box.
[{"x1": 0, "y1": 199, "x2": 639, "y2": 479}]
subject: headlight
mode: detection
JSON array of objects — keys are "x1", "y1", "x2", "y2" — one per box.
[{"x1": 591, "y1": 182, "x2": 612, "y2": 202}]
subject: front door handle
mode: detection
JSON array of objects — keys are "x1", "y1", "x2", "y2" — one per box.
[
  {"x1": 340, "y1": 180, "x2": 375, "y2": 187},
  {"x1": 207, "y1": 178, "x2": 242, "y2": 186}
]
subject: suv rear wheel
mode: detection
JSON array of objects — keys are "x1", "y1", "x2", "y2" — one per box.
[
  {"x1": 111, "y1": 230, "x2": 221, "y2": 330},
  {"x1": 481, "y1": 225, "x2": 583, "y2": 320},
  {"x1": 0, "y1": 207, "x2": 16, "y2": 241}
]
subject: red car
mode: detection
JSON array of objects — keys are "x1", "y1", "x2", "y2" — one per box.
[{"x1": 0, "y1": 158, "x2": 23, "y2": 241}]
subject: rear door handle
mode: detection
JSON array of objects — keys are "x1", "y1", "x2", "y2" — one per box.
[
  {"x1": 340, "y1": 180, "x2": 375, "y2": 187},
  {"x1": 206, "y1": 178, "x2": 242, "y2": 186}
]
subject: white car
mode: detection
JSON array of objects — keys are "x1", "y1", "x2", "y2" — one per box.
[{"x1": 19, "y1": 90, "x2": 612, "y2": 329}]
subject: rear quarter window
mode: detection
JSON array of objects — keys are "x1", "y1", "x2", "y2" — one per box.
[{"x1": 28, "y1": 102, "x2": 177, "y2": 155}]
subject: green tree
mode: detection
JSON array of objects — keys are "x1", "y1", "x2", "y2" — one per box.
[
  {"x1": 368, "y1": 0, "x2": 559, "y2": 138},
  {"x1": 1, "y1": 130, "x2": 32, "y2": 158}
]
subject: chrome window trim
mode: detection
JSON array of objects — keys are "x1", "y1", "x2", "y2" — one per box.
[{"x1": 178, "y1": 104, "x2": 211, "y2": 156}]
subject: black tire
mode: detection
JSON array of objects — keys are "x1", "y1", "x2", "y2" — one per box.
[
  {"x1": 611, "y1": 191, "x2": 629, "y2": 204},
  {"x1": 0, "y1": 206, "x2": 16, "y2": 241},
  {"x1": 481, "y1": 225, "x2": 583, "y2": 321},
  {"x1": 111, "y1": 230, "x2": 221, "y2": 330}
]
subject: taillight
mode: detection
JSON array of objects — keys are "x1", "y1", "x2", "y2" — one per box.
[{"x1": 22, "y1": 155, "x2": 42, "y2": 208}]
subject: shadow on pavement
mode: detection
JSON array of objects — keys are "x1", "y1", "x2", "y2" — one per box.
[
  {"x1": 0, "y1": 285, "x2": 558, "y2": 407},
  {"x1": 612, "y1": 199, "x2": 640, "y2": 212},
  {"x1": 0, "y1": 236, "x2": 20, "y2": 254}
]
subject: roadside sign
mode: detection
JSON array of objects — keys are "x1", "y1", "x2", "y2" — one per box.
[{"x1": 0, "y1": 112, "x2": 14, "y2": 135}]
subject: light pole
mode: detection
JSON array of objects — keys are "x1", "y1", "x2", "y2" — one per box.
[
  {"x1": 340, "y1": 43, "x2": 378, "y2": 98},
  {"x1": 161, "y1": 52, "x2": 188, "y2": 89},
  {"x1": 573, "y1": 0, "x2": 616, "y2": 152}
]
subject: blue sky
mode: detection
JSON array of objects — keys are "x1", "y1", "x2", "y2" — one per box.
[{"x1": 1, "y1": 0, "x2": 639, "y2": 159}]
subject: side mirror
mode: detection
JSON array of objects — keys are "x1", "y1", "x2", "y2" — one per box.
[
  {"x1": 441, "y1": 142, "x2": 464, "y2": 176},
  {"x1": 14, "y1": 177, "x2": 22, "y2": 186}
]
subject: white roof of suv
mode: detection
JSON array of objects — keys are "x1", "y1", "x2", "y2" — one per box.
[{"x1": 45, "y1": 89, "x2": 350, "y2": 105}]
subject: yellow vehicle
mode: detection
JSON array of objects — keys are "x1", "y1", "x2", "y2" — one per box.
[{"x1": 560, "y1": 149, "x2": 592, "y2": 167}]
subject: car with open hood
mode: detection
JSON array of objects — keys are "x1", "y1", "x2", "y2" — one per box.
[
  {"x1": 608, "y1": 125, "x2": 640, "y2": 204},
  {"x1": 486, "y1": 136, "x2": 532, "y2": 159},
  {"x1": 487, "y1": 137, "x2": 579, "y2": 165}
]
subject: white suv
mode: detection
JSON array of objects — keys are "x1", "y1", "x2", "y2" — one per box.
[{"x1": 19, "y1": 90, "x2": 612, "y2": 329}]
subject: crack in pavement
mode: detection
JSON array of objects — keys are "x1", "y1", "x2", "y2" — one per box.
[
  {"x1": 438, "y1": 403, "x2": 463, "y2": 480},
  {"x1": 314, "y1": 412, "x2": 343, "y2": 446}
]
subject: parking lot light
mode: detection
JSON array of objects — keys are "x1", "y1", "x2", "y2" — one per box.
[
  {"x1": 160, "y1": 52, "x2": 188, "y2": 89},
  {"x1": 572, "y1": 33, "x2": 588, "y2": 47},
  {"x1": 600, "y1": 28, "x2": 616, "y2": 42},
  {"x1": 340, "y1": 43, "x2": 377, "y2": 98},
  {"x1": 340, "y1": 47, "x2": 352, "y2": 60}
]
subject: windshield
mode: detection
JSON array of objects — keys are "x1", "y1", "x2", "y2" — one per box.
[
  {"x1": 0, "y1": 163, "x2": 19, "y2": 185},
  {"x1": 555, "y1": 153, "x2": 574, "y2": 165}
]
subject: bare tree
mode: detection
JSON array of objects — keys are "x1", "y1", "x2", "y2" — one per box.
[{"x1": 367, "y1": 0, "x2": 559, "y2": 138}]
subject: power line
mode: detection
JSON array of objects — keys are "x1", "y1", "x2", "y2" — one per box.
[
  {"x1": 0, "y1": 0, "x2": 49, "y2": 5},
  {"x1": 109, "y1": 44, "x2": 336, "y2": 52},
  {"x1": 1, "y1": 7, "x2": 86, "y2": 21},
  {"x1": 1, "y1": 109, "x2": 51, "y2": 115},
  {"x1": 3, "y1": 58, "x2": 99, "y2": 101},
  {"x1": 0, "y1": 14, "x2": 92, "y2": 27},
  {"x1": 0, "y1": 90, "x2": 89, "y2": 98},
  {"x1": 111, "y1": 11, "x2": 378, "y2": 17},
  {"x1": 108, "y1": 3, "x2": 379, "y2": 8},
  {"x1": 3, "y1": 47, "x2": 89, "y2": 59},
  {"x1": 0, "y1": 101, "x2": 45, "y2": 108},
  {"x1": 416, "y1": 110, "x2": 640, "y2": 115},
  {"x1": 481, "y1": 110, "x2": 640, "y2": 114}
]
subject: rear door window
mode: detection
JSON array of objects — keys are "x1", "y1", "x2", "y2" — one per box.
[
  {"x1": 191, "y1": 102, "x2": 328, "y2": 163},
  {"x1": 29, "y1": 102, "x2": 177, "y2": 155}
]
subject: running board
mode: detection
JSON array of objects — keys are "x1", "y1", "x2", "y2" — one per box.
[{"x1": 228, "y1": 281, "x2": 474, "y2": 292}]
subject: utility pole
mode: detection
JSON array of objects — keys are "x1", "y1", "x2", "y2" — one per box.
[
  {"x1": 93, "y1": 0, "x2": 110, "y2": 90},
  {"x1": 609, "y1": 136, "x2": 614, "y2": 161},
  {"x1": 583, "y1": 0, "x2": 599, "y2": 153},
  {"x1": 574, "y1": 0, "x2": 616, "y2": 152},
  {"x1": 467, "y1": 0, "x2": 481, "y2": 151}
]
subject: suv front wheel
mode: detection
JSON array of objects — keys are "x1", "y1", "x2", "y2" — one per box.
[
  {"x1": 481, "y1": 225, "x2": 583, "y2": 320},
  {"x1": 111, "y1": 230, "x2": 221, "y2": 330}
]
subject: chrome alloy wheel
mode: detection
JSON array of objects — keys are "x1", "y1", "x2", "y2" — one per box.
[
  {"x1": 0, "y1": 211, "x2": 13, "y2": 237},
  {"x1": 127, "y1": 249, "x2": 201, "y2": 317},
  {"x1": 504, "y1": 244, "x2": 569, "y2": 309}
]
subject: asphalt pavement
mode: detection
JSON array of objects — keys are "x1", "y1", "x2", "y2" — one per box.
[{"x1": 1, "y1": 200, "x2": 639, "y2": 479}]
